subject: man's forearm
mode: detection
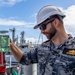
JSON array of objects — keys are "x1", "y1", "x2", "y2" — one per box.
[{"x1": 10, "y1": 41, "x2": 24, "y2": 62}]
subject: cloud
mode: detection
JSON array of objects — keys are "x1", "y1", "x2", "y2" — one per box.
[
  {"x1": 63, "y1": 5, "x2": 75, "y2": 36},
  {"x1": 64, "y1": 5, "x2": 75, "y2": 27},
  {"x1": 0, "y1": 0, "x2": 26, "y2": 6},
  {"x1": 0, "y1": 18, "x2": 34, "y2": 27}
]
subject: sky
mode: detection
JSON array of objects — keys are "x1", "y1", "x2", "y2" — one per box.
[{"x1": 0, "y1": 0, "x2": 75, "y2": 44}]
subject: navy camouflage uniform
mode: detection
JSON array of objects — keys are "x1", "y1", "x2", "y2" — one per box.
[{"x1": 20, "y1": 34, "x2": 75, "y2": 75}]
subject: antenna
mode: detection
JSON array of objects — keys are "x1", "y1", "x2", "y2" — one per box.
[{"x1": 9, "y1": 28, "x2": 16, "y2": 43}]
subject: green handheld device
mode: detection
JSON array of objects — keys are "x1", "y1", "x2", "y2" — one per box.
[{"x1": 0, "y1": 31, "x2": 10, "y2": 52}]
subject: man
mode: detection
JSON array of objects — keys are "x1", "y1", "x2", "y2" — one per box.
[
  {"x1": 0, "y1": 52, "x2": 7, "y2": 75},
  {"x1": 10, "y1": 5, "x2": 75, "y2": 75}
]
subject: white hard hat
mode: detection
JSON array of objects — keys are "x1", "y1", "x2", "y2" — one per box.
[{"x1": 34, "y1": 5, "x2": 66, "y2": 29}]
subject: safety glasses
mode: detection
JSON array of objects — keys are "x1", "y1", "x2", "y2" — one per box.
[{"x1": 39, "y1": 19, "x2": 54, "y2": 30}]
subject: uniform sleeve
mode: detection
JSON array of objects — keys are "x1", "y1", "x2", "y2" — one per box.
[{"x1": 19, "y1": 48, "x2": 38, "y2": 65}]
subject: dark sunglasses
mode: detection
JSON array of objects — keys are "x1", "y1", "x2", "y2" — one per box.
[{"x1": 39, "y1": 20, "x2": 54, "y2": 30}]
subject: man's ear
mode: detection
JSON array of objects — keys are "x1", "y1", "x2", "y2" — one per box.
[{"x1": 52, "y1": 18, "x2": 59, "y2": 27}]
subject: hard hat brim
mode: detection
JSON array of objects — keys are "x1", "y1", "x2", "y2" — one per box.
[
  {"x1": 33, "y1": 24, "x2": 40, "y2": 29},
  {"x1": 33, "y1": 15, "x2": 65, "y2": 29}
]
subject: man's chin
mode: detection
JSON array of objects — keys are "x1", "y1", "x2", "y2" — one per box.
[
  {"x1": 47, "y1": 36, "x2": 51, "y2": 40},
  {"x1": 47, "y1": 36, "x2": 53, "y2": 40},
  {"x1": 46, "y1": 34, "x2": 53, "y2": 40}
]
